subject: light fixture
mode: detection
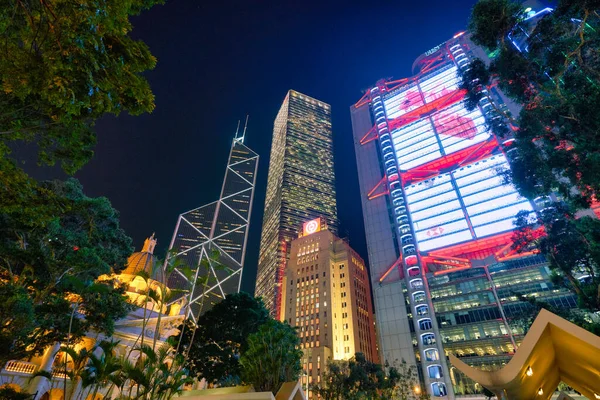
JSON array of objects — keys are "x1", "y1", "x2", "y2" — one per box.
[
  {"x1": 526, "y1": 366, "x2": 533, "y2": 377},
  {"x1": 414, "y1": 386, "x2": 421, "y2": 394},
  {"x1": 537, "y1": 388, "x2": 544, "y2": 396},
  {"x1": 594, "y1": 394, "x2": 600, "y2": 400}
]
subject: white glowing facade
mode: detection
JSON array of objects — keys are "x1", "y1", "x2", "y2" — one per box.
[{"x1": 405, "y1": 154, "x2": 533, "y2": 252}]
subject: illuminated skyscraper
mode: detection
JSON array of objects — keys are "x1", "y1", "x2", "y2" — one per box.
[
  {"x1": 351, "y1": 27, "x2": 575, "y2": 398},
  {"x1": 256, "y1": 90, "x2": 338, "y2": 319},
  {"x1": 166, "y1": 125, "x2": 258, "y2": 321},
  {"x1": 282, "y1": 218, "x2": 378, "y2": 397}
]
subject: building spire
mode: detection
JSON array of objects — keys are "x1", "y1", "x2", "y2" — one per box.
[
  {"x1": 234, "y1": 115, "x2": 249, "y2": 143},
  {"x1": 142, "y1": 233, "x2": 157, "y2": 254}
]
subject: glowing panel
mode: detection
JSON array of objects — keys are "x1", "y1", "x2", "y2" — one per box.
[
  {"x1": 405, "y1": 174, "x2": 472, "y2": 251},
  {"x1": 432, "y1": 102, "x2": 490, "y2": 154},
  {"x1": 453, "y1": 154, "x2": 534, "y2": 239},
  {"x1": 418, "y1": 65, "x2": 460, "y2": 103},
  {"x1": 389, "y1": 100, "x2": 491, "y2": 171},
  {"x1": 404, "y1": 154, "x2": 534, "y2": 252},
  {"x1": 303, "y1": 218, "x2": 321, "y2": 235},
  {"x1": 384, "y1": 84, "x2": 425, "y2": 120}
]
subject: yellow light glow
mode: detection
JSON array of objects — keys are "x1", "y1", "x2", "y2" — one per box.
[
  {"x1": 526, "y1": 366, "x2": 533, "y2": 376},
  {"x1": 303, "y1": 218, "x2": 321, "y2": 236},
  {"x1": 594, "y1": 394, "x2": 600, "y2": 400},
  {"x1": 537, "y1": 388, "x2": 544, "y2": 396},
  {"x1": 414, "y1": 386, "x2": 421, "y2": 394}
]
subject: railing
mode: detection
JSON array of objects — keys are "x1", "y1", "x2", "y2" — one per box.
[
  {"x1": 52, "y1": 370, "x2": 70, "y2": 380},
  {"x1": 3, "y1": 360, "x2": 38, "y2": 375}
]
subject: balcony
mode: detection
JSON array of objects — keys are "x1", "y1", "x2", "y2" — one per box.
[{"x1": 3, "y1": 360, "x2": 38, "y2": 375}]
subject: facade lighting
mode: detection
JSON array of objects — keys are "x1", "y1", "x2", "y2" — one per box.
[
  {"x1": 594, "y1": 394, "x2": 600, "y2": 400},
  {"x1": 537, "y1": 388, "x2": 544, "y2": 396},
  {"x1": 526, "y1": 366, "x2": 533, "y2": 376}
]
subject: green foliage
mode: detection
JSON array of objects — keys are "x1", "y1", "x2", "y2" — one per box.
[
  {"x1": 175, "y1": 292, "x2": 270, "y2": 385},
  {"x1": 311, "y1": 355, "x2": 425, "y2": 400},
  {"x1": 239, "y1": 319, "x2": 302, "y2": 394},
  {"x1": 513, "y1": 204, "x2": 600, "y2": 313},
  {"x1": 39, "y1": 340, "x2": 191, "y2": 400},
  {"x1": 0, "y1": 174, "x2": 134, "y2": 363},
  {"x1": 464, "y1": 0, "x2": 600, "y2": 314},
  {"x1": 0, "y1": 0, "x2": 163, "y2": 173},
  {"x1": 0, "y1": 386, "x2": 32, "y2": 400},
  {"x1": 118, "y1": 343, "x2": 192, "y2": 400},
  {"x1": 466, "y1": 0, "x2": 600, "y2": 205},
  {"x1": 468, "y1": 0, "x2": 523, "y2": 49}
]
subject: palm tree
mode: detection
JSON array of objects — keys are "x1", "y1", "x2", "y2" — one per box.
[
  {"x1": 80, "y1": 340, "x2": 124, "y2": 400},
  {"x1": 54, "y1": 346, "x2": 90, "y2": 400},
  {"x1": 116, "y1": 343, "x2": 191, "y2": 400}
]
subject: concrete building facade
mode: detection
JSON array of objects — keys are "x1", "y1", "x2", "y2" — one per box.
[{"x1": 282, "y1": 218, "x2": 378, "y2": 397}]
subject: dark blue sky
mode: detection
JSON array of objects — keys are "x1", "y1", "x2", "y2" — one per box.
[{"x1": 48, "y1": 0, "x2": 478, "y2": 292}]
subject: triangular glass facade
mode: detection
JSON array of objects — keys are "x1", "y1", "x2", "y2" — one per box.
[{"x1": 166, "y1": 138, "x2": 258, "y2": 322}]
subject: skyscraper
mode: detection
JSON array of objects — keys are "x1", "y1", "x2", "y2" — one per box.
[
  {"x1": 256, "y1": 90, "x2": 338, "y2": 319},
  {"x1": 282, "y1": 218, "x2": 378, "y2": 398},
  {"x1": 350, "y1": 27, "x2": 575, "y2": 398},
  {"x1": 166, "y1": 125, "x2": 259, "y2": 321}
]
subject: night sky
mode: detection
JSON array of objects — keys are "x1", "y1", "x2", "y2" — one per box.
[{"x1": 24, "y1": 0, "x2": 478, "y2": 293}]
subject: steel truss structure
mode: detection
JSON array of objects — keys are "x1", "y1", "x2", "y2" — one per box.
[{"x1": 166, "y1": 129, "x2": 258, "y2": 322}]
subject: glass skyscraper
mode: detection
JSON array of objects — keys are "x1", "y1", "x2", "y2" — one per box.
[
  {"x1": 350, "y1": 29, "x2": 575, "y2": 398},
  {"x1": 256, "y1": 90, "x2": 338, "y2": 319},
  {"x1": 166, "y1": 132, "x2": 258, "y2": 321}
]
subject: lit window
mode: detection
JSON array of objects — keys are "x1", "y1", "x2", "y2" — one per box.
[
  {"x1": 425, "y1": 348, "x2": 439, "y2": 361},
  {"x1": 431, "y1": 383, "x2": 447, "y2": 397}
]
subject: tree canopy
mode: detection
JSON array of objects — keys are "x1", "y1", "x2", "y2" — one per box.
[
  {"x1": 239, "y1": 319, "x2": 302, "y2": 394},
  {"x1": 1, "y1": 0, "x2": 162, "y2": 173},
  {"x1": 174, "y1": 292, "x2": 270, "y2": 385},
  {"x1": 463, "y1": 0, "x2": 600, "y2": 313},
  {"x1": 0, "y1": 177, "x2": 134, "y2": 363},
  {"x1": 311, "y1": 354, "x2": 428, "y2": 400}
]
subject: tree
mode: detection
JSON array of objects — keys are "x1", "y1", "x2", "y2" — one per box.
[
  {"x1": 345, "y1": 353, "x2": 398, "y2": 400},
  {"x1": 310, "y1": 359, "x2": 350, "y2": 400},
  {"x1": 462, "y1": 0, "x2": 600, "y2": 314},
  {"x1": 0, "y1": 0, "x2": 163, "y2": 173},
  {"x1": 118, "y1": 343, "x2": 191, "y2": 400},
  {"x1": 0, "y1": 386, "x2": 32, "y2": 400},
  {"x1": 311, "y1": 354, "x2": 426, "y2": 400},
  {"x1": 465, "y1": 0, "x2": 600, "y2": 205},
  {"x1": 239, "y1": 319, "x2": 302, "y2": 394},
  {"x1": 175, "y1": 292, "x2": 270, "y2": 385},
  {"x1": 0, "y1": 178, "x2": 134, "y2": 364},
  {"x1": 511, "y1": 205, "x2": 600, "y2": 313},
  {"x1": 80, "y1": 340, "x2": 124, "y2": 400},
  {"x1": 394, "y1": 359, "x2": 429, "y2": 400}
]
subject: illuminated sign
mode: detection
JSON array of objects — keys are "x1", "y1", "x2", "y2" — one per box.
[
  {"x1": 405, "y1": 155, "x2": 533, "y2": 252},
  {"x1": 383, "y1": 63, "x2": 491, "y2": 171},
  {"x1": 424, "y1": 43, "x2": 444, "y2": 56},
  {"x1": 390, "y1": 101, "x2": 490, "y2": 171},
  {"x1": 303, "y1": 218, "x2": 321, "y2": 236}
]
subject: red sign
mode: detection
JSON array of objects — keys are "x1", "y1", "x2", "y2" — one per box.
[
  {"x1": 426, "y1": 226, "x2": 445, "y2": 237},
  {"x1": 303, "y1": 219, "x2": 321, "y2": 236}
]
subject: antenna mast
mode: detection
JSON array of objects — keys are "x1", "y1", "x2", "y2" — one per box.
[{"x1": 239, "y1": 115, "x2": 249, "y2": 143}]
